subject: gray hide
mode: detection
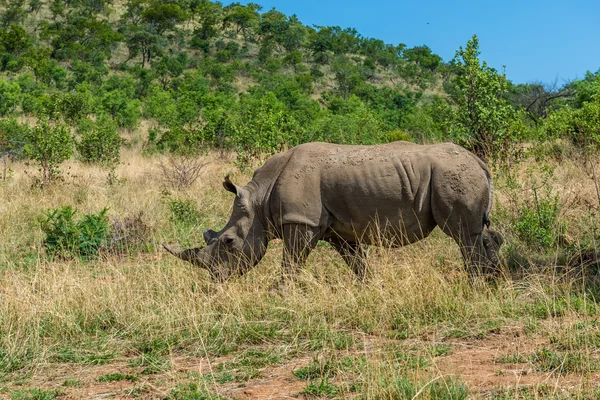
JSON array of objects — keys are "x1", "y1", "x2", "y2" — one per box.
[{"x1": 163, "y1": 141, "x2": 503, "y2": 282}]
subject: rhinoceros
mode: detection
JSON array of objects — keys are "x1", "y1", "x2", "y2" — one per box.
[{"x1": 163, "y1": 141, "x2": 503, "y2": 282}]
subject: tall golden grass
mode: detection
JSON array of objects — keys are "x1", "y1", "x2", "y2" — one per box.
[{"x1": 1, "y1": 148, "x2": 600, "y2": 398}]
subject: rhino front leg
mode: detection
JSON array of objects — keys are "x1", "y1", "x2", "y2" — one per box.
[
  {"x1": 281, "y1": 224, "x2": 319, "y2": 282},
  {"x1": 328, "y1": 238, "x2": 368, "y2": 281}
]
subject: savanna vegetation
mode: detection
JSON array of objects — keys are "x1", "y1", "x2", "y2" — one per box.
[{"x1": 2, "y1": 0, "x2": 600, "y2": 398}]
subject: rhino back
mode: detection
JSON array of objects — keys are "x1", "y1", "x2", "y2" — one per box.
[{"x1": 270, "y1": 142, "x2": 446, "y2": 242}]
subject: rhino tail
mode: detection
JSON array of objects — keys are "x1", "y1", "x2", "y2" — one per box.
[
  {"x1": 471, "y1": 154, "x2": 494, "y2": 227},
  {"x1": 483, "y1": 167, "x2": 494, "y2": 227}
]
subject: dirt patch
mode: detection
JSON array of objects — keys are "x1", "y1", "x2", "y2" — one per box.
[
  {"x1": 225, "y1": 357, "x2": 311, "y2": 400},
  {"x1": 5, "y1": 325, "x2": 600, "y2": 399},
  {"x1": 433, "y1": 327, "x2": 600, "y2": 395},
  {"x1": 2, "y1": 353, "x2": 313, "y2": 400},
  {"x1": 6, "y1": 355, "x2": 221, "y2": 400}
]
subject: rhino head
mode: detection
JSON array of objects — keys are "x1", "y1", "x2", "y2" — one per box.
[{"x1": 163, "y1": 176, "x2": 268, "y2": 281}]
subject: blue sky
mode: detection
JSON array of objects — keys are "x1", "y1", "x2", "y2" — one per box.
[{"x1": 243, "y1": 0, "x2": 600, "y2": 85}]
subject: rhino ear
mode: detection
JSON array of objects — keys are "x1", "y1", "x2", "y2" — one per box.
[{"x1": 223, "y1": 175, "x2": 242, "y2": 196}]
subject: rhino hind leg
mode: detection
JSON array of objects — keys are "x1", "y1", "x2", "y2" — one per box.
[
  {"x1": 457, "y1": 232, "x2": 497, "y2": 275},
  {"x1": 328, "y1": 238, "x2": 368, "y2": 281},
  {"x1": 433, "y1": 210, "x2": 498, "y2": 274}
]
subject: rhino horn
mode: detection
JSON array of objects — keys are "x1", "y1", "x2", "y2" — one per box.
[{"x1": 162, "y1": 243, "x2": 212, "y2": 269}]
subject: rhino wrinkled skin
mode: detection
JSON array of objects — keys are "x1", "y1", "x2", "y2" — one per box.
[{"x1": 163, "y1": 141, "x2": 503, "y2": 282}]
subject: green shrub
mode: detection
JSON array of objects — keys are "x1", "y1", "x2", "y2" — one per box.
[
  {"x1": 515, "y1": 186, "x2": 564, "y2": 249},
  {"x1": 144, "y1": 87, "x2": 179, "y2": 126},
  {"x1": 98, "y1": 76, "x2": 141, "y2": 129},
  {"x1": 149, "y1": 125, "x2": 208, "y2": 155},
  {"x1": 386, "y1": 129, "x2": 413, "y2": 143},
  {"x1": 76, "y1": 117, "x2": 122, "y2": 167},
  {"x1": 225, "y1": 92, "x2": 303, "y2": 165},
  {"x1": 306, "y1": 98, "x2": 387, "y2": 145},
  {"x1": 55, "y1": 90, "x2": 93, "y2": 123},
  {"x1": 0, "y1": 118, "x2": 28, "y2": 158},
  {"x1": 100, "y1": 91, "x2": 141, "y2": 129},
  {"x1": 0, "y1": 79, "x2": 21, "y2": 116},
  {"x1": 168, "y1": 199, "x2": 201, "y2": 225},
  {"x1": 24, "y1": 120, "x2": 73, "y2": 184},
  {"x1": 40, "y1": 206, "x2": 110, "y2": 260},
  {"x1": 544, "y1": 98, "x2": 600, "y2": 149}
]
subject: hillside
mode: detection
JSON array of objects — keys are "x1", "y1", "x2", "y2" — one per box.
[{"x1": 0, "y1": 0, "x2": 598, "y2": 164}]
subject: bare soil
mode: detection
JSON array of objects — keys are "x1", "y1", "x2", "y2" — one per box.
[{"x1": 5, "y1": 323, "x2": 600, "y2": 399}]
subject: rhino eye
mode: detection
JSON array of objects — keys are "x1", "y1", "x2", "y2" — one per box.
[
  {"x1": 235, "y1": 201, "x2": 247, "y2": 212},
  {"x1": 223, "y1": 237, "x2": 235, "y2": 246}
]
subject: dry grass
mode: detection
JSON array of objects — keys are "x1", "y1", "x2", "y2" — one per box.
[{"x1": 1, "y1": 150, "x2": 600, "y2": 399}]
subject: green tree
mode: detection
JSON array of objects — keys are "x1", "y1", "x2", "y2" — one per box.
[
  {"x1": 141, "y1": 1, "x2": 187, "y2": 35},
  {"x1": 223, "y1": 3, "x2": 260, "y2": 42},
  {"x1": 41, "y1": 14, "x2": 123, "y2": 63},
  {"x1": 403, "y1": 45, "x2": 442, "y2": 71},
  {"x1": 22, "y1": 47, "x2": 68, "y2": 87},
  {"x1": 284, "y1": 50, "x2": 302, "y2": 72},
  {"x1": 152, "y1": 52, "x2": 189, "y2": 88},
  {"x1": 226, "y1": 92, "x2": 302, "y2": 162},
  {"x1": 55, "y1": 89, "x2": 93, "y2": 123},
  {"x1": 192, "y1": 0, "x2": 222, "y2": 40},
  {"x1": 24, "y1": 120, "x2": 73, "y2": 184},
  {"x1": 331, "y1": 55, "x2": 362, "y2": 100},
  {"x1": 571, "y1": 70, "x2": 600, "y2": 108},
  {"x1": 1, "y1": 0, "x2": 26, "y2": 29},
  {"x1": 0, "y1": 79, "x2": 21, "y2": 116},
  {"x1": 0, "y1": 25, "x2": 32, "y2": 71},
  {"x1": 28, "y1": 0, "x2": 43, "y2": 14},
  {"x1": 122, "y1": 23, "x2": 165, "y2": 67},
  {"x1": 96, "y1": 75, "x2": 141, "y2": 129},
  {"x1": 306, "y1": 95, "x2": 386, "y2": 144},
  {"x1": 70, "y1": 59, "x2": 109, "y2": 85},
  {"x1": 70, "y1": 0, "x2": 114, "y2": 16},
  {"x1": 76, "y1": 116, "x2": 122, "y2": 167},
  {"x1": 0, "y1": 117, "x2": 28, "y2": 158},
  {"x1": 543, "y1": 87, "x2": 600, "y2": 148},
  {"x1": 450, "y1": 35, "x2": 522, "y2": 159}
]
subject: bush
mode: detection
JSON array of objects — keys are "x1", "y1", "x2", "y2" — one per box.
[
  {"x1": 167, "y1": 199, "x2": 201, "y2": 225},
  {"x1": 55, "y1": 89, "x2": 93, "y2": 123},
  {"x1": 0, "y1": 117, "x2": 28, "y2": 158},
  {"x1": 40, "y1": 206, "x2": 110, "y2": 260},
  {"x1": 107, "y1": 212, "x2": 152, "y2": 255},
  {"x1": 306, "y1": 96, "x2": 387, "y2": 145},
  {"x1": 386, "y1": 129, "x2": 413, "y2": 143},
  {"x1": 0, "y1": 79, "x2": 21, "y2": 116},
  {"x1": 144, "y1": 87, "x2": 179, "y2": 126},
  {"x1": 543, "y1": 99, "x2": 600, "y2": 149},
  {"x1": 225, "y1": 92, "x2": 303, "y2": 166},
  {"x1": 149, "y1": 125, "x2": 208, "y2": 155},
  {"x1": 100, "y1": 90, "x2": 141, "y2": 129},
  {"x1": 515, "y1": 185, "x2": 565, "y2": 249},
  {"x1": 76, "y1": 117, "x2": 122, "y2": 167},
  {"x1": 24, "y1": 120, "x2": 73, "y2": 184},
  {"x1": 98, "y1": 76, "x2": 141, "y2": 129},
  {"x1": 159, "y1": 154, "x2": 208, "y2": 189}
]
